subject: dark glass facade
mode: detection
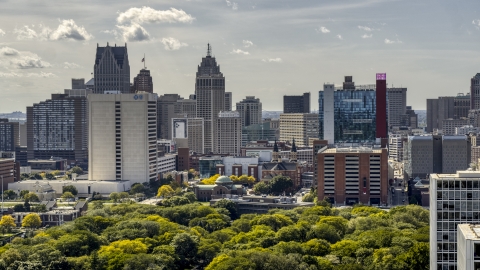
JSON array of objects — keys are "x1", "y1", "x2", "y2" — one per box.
[
  {"x1": 319, "y1": 89, "x2": 376, "y2": 143},
  {"x1": 199, "y1": 157, "x2": 223, "y2": 178}
]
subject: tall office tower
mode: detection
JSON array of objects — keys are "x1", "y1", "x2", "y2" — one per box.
[
  {"x1": 427, "y1": 96, "x2": 455, "y2": 132},
  {"x1": 317, "y1": 146, "x2": 388, "y2": 206},
  {"x1": 26, "y1": 92, "x2": 88, "y2": 163},
  {"x1": 93, "y1": 43, "x2": 130, "y2": 94},
  {"x1": 236, "y1": 96, "x2": 262, "y2": 127},
  {"x1": 172, "y1": 117, "x2": 204, "y2": 154},
  {"x1": 319, "y1": 79, "x2": 376, "y2": 144},
  {"x1": 376, "y1": 73, "x2": 387, "y2": 139},
  {"x1": 283, "y1": 92, "x2": 310, "y2": 113},
  {"x1": 400, "y1": 106, "x2": 418, "y2": 128},
  {"x1": 388, "y1": 134, "x2": 405, "y2": 162},
  {"x1": 471, "y1": 73, "x2": 480, "y2": 109},
  {"x1": 175, "y1": 98, "x2": 196, "y2": 118},
  {"x1": 454, "y1": 93, "x2": 471, "y2": 119},
  {"x1": 88, "y1": 92, "x2": 158, "y2": 183},
  {"x1": 0, "y1": 119, "x2": 19, "y2": 151},
  {"x1": 132, "y1": 69, "x2": 153, "y2": 93},
  {"x1": 157, "y1": 94, "x2": 183, "y2": 139},
  {"x1": 72, "y1": 78, "x2": 85, "y2": 89},
  {"x1": 225, "y1": 92, "x2": 232, "y2": 111},
  {"x1": 195, "y1": 44, "x2": 225, "y2": 154},
  {"x1": 386, "y1": 87, "x2": 407, "y2": 129},
  {"x1": 214, "y1": 111, "x2": 241, "y2": 155},
  {"x1": 429, "y1": 170, "x2": 480, "y2": 270},
  {"x1": 279, "y1": 113, "x2": 319, "y2": 147}
]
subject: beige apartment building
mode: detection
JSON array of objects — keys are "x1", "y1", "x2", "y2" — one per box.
[
  {"x1": 279, "y1": 113, "x2": 319, "y2": 147},
  {"x1": 214, "y1": 111, "x2": 241, "y2": 155}
]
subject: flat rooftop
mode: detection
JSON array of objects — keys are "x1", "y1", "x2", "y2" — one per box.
[
  {"x1": 458, "y1": 224, "x2": 480, "y2": 240},
  {"x1": 430, "y1": 170, "x2": 480, "y2": 179},
  {"x1": 320, "y1": 148, "x2": 383, "y2": 154}
]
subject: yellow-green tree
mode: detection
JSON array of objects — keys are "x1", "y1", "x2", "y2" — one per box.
[
  {"x1": 229, "y1": 175, "x2": 239, "y2": 183},
  {"x1": 22, "y1": 213, "x2": 41, "y2": 229},
  {"x1": 157, "y1": 185, "x2": 175, "y2": 198},
  {"x1": 200, "y1": 174, "x2": 220, "y2": 185},
  {"x1": 0, "y1": 215, "x2": 15, "y2": 234}
]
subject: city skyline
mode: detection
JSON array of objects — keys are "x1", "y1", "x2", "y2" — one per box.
[{"x1": 1, "y1": 0, "x2": 480, "y2": 112}]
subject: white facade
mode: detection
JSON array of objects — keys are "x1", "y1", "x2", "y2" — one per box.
[
  {"x1": 214, "y1": 111, "x2": 241, "y2": 155},
  {"x1": 388, "y1": 134, "x2": 405, "y2": 162},
  {"x1": 157, "y1": 154, "x2": 177, "y2": 175},
  {"x1": 172, "y1": 117, "x2": 204, "y2": 154},
  {"x1": 456, "y1": 125, "x2": 479, "y2": 136},
  {"x1": 9, "y1": 180, "x2": 132, "y2": 195},
  {"x1": 457, "y1": 224, "x2": 480, "y2": 270},
  {"x1": 430, "y1": 171, "x2": 480, "y2": 270},
  {"x1": 323, "y1": 84, "x2": 335, "y2": 144},
  {"x1": 221, "y1": 156, "x2": 259, "y2": 176},
  {"x1": 88, "y1": 93, "x2": 158, "y2": 184}
]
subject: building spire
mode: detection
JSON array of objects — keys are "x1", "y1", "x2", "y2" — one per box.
[
  {"x1": 291, "y1": 138, "x2": 297, "y2": 152},
  {"x1": 273, "y1": 140, "x2": 279, "y2": 152},
  {"x1": 207, "y1": 43, "x2": 212, "y2": 57}
]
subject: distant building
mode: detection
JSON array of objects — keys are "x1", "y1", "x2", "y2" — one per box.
[
  {"x1": 0, "y1": 119, "x2": 19, "y2": 152},
  {"x1": 88, "y1": 93, "x2": 158, "y2": 184},
  {"x1": 132, "y1": 69, "x2": 153, "y2": 93},
  {"x1": 209, "y1": 196, "x2": 314, "y2": 214},
  {"x1": 172, "y1": 118, "x2": 204, "y2": 154},
  {"x1": 214, "y1": 111, "x2": 242, "y2": 155},
  {"x1": 426, "y1": 95, "x2": 469, "y2": 132},
  {"x1": 455, "y1": 93, "x2": 471, "y2": 118},
  {"x1": 317, "y1": 147, "x2": 388, "y2": 206},
  {"x1": 442, "y1": 118, "x2": 469, "y2": 135},
  {"x1": 224, "y1": 92, "x2": 232, "y2": 111},
  {"x1": 93, "y1": 43, "x2": 130, "y2": 94},
  {"x1": 400, "y1": 106, "x2": 418, "y2": 129},
  {"x1": 283, "y1": 92, "x2": 310, "y2": 113},
  {"x1": 27, "y1": 92, "x2": 88, "y2": 163},
  {"x1": 241, "y1": 122, "x2": 277, "y2": 146},
  {"x1": 471, "y1": 73, "x2": 480, "y2": 110},
  {"x1": 388, "y1": 134, "x2": 406, "y2": 162},
  {"x1": 157, "y1": 94, "x2": 183, "y2": 139},
  {"x1": 236, "y1": 96, "x2": 262, "y2": 127},
  {"x1": 387, "y1": 88, "x2": 407, "y2": 129},
  {"x1": 0, "y1": 158, "x2": 18, "y2": 190},
  {"x1": 193, "y1": 175, "x2": 246, "y2": 201},
  {"x1": 71, "y1": 78, "x2": 85, "y2": 89},
  {"x1": 279, "y1": 113, "x2": 319, "y2": 147},
  {"x1": 456, "y1": 125, "x2": 479, "y2": 136}
]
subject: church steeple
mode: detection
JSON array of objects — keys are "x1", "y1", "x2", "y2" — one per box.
[
  {"x1": 291, "y1": 138, "x2": 297, "y2": 152},
  {"x1": 272, "y1": 140, "x2": 281, "y2": 163},
  {"x1": 290, "y1": 138, "x2": 297, "y2": 162},
  {"x1": 273, "y1": 140, "x2": 279, "y2": 152}
]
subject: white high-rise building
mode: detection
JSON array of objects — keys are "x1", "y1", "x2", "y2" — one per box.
[
  {"x1": 214, "y1": 111, "x2": 241, "y2": 155},
  {"x1": 88, "y1": 93, "x2": 158, "y2": 184},
  {"x1": 279, "y1": 113, "x2": 319, "y2": 147},
  {"x1": 430, "y1": 171, "x2": 480, "y2": 270},
  {"x1": 322, "y1": 84, "x2": 334, "y2": 144},
  {"x1": 457, "y1": 224, "x2": 480, "y2": 270}
]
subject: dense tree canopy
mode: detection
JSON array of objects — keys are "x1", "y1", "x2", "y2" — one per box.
[{"x1": 0, "y1": 199, "x2": 429, "y2": 270}]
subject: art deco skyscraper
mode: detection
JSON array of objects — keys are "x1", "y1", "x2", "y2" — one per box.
[
  {"x1": 195, "y1": 44, "x2": 225, "y2": 153},
  {"x1": 132, "y1": 69, "x2": 153, "y2": 93},
  {"x1": 93, "y1": 43, "x2": 130, "y2": 94},
  {"x1": 236, "y1": 96, "x2": 262, "y2": 127}
]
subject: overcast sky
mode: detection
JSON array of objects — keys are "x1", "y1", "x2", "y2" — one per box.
[{"x1": 1, "y1": 0, "x2": 480, "y2": 112}]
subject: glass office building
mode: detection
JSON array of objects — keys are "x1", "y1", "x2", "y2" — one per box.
[
  {"x1": 198, "y1": 157, "x2": 223, "y2": 178},
  {"x1": 319, "y1": 88, "x2": 376, "y2": 143}
]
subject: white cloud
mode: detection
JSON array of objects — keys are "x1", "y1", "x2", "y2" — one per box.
[
  {"x1": 0, "y1": 71, "x2": 55, "y2": 78},
  {"x1": 243, "y1": 40, "x2": 253, "y2": 48},
  {"x1": 11, "y1": 55, "x2": 51, "y2": 69},
  {"x1": 26, "y1": 72, "x2": 56, "y2": 78},
  {"x1": 161, "y1": 37, "x2": 188, "y2": 50},
  {"x1": 336, "y1": 35, "x2": 343, "y2": 40},
  {"x1": 317, "y1": 27, "x2": 330, "y2": 34},
  {"x1": 262, "y1": 58, "x2": 282, "y2": 63},
  {"x1": 48, "y1": 19, "x2": 93, "y2": 41},
  {"x1": 384, "y1": 38, "x2": 402, "y2": 44},
  {"x1": 473, "y1": 20, "x2": 480, "y2": 29},
  {"x1": 358, "y1": 25, "x2": 374, "y2": 31},
  {"x1": 0, "y1": 72, "x2": 20, "y2": 78},
  {"x1": 13, "y1": 25, "x2": 38, "y2": 40},
  {"x1": 0, "y1": 29, "x2": 4, "y2": 36},
  {"x1": 226, "y1": 0, "x2": 238, "y2": 10},
  {"x1": 0, "y1": 47, "x2": 19, "y2": 56},
  {"x1": 64, "y1": 62, "x2": 81, "y2": 69},
  {"x1": 14, "y1": 20, "x2": 93, "y2": 41},
  {"x1": 117, "y1": 7, "x2": 195, "y2": 25},
  {"x1": 231, "y1": 49, "x2": 249, "y2": 55},
  {"x1": 117, "y1": 24, "x2": 150, "y2": 42},
  {"x1": 362, "y1": 34, "x2": 372, "y2": 39}
]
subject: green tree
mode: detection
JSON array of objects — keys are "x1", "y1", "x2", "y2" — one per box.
[
  {"x1": 19, "y1": 190, "x2": 30, "y2": 198},
  {"x1": 109, "y1": 192, "x2": 120, "y2": 203},
  {"x1": 62, "y1": 191, "x2": 75, "y2": 202},
  {"x1": 214, "y1": 199, "x2": 238, "y2": 219},
  {"x1": 0, "y1": 215, "x2": 16, "y2": 234},
  {"x1": 63, "y1": 185, "x2": 78, "y2": 196},
  {"x1": 129, "y1": 183, "x2": 145, "y2": 195},
  {"x1": 31, "y1": 204, "x2": 47, "y2": 212},
  {"x1": 253, "y1": 181, "x2": 270, "y2": 195},
  {"x1": 302, "y1": 193, "x2": 315, "y2": 202},
  {"x1": 45, "y1": 173, "x2": 55, "y2": 180},
  {"x1": 118, "y1": 192, "x2": 130, "y2": 202},
  {"x1": 269, "y1": 175, "x2": 294, "y2": 195},
  {"x1": 157, "y1": 185, "x2": 175, "y2": 198},
  {"x1": 24, "y1": 192, "x2": 40, "y2": 202},
  {"x1": 170, "y1": 233, "x2": 199, "y2": 267},
  {"x1": 398, "y1": 242, "x2": 429, "y2": 270},
  {"x1": 22, "y1": 213, "x2": 42, "y2": 229},
  {"x1": 71, "y1": 166, "x2": 84, "y2": 175},
  {"x1": 3, "y1": 189, "x2": 16, "y2": 200},
  {"x1": 302, "y1": 238, "x2": 330, "y2": 256}
]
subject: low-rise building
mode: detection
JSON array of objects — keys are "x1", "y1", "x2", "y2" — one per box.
[
  {"x1": 193, "y1": 175, "x2": 246, "y2": 201},
  {"x1": 209, "y1": 195, "x2": 314, "y2": 214},
  {"x1": 457, "y1": 224, "x2": 480, "y2": 270}
]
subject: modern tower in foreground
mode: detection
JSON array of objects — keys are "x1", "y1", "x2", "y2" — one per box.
[
  {"x1": 88, "y1": 92, "x2": 158, "y2": 184},
  {"x1": 93, "y1": 43, "x2": 130, "y2": 94},
  {"x1": 195, "y1": 44, "x2": 225, "y2": 153}
]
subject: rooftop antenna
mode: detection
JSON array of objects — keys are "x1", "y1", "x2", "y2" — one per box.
[{"x1": 207, "y1": 43, "x2": 212, "y2": 57}]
